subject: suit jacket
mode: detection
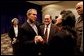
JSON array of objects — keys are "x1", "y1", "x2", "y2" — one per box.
[
  {"x1": 8, "y1": 26, "x2": 21, "y2": 43},
  {"x1": 40, "y1": 24, "x2": 59, "y2": 55},
  {"x1": 8, "y1": 26, "x2": 22, "y2": 55},
  {"x1": 75, "y1": 16, "x2": 83, "y2": 49},
  {"x1": 20, "y1": 21, "x2": 41, "y2": 55},
  {"x1": 40, "y1": 24, "x2": 58, "y2": 43},
  {"x1": 40, "y1": 24, "x2": 75, "y2": 55},
  {"x1": 49, "y1": 28, "x2": 75, "y2": 55}
]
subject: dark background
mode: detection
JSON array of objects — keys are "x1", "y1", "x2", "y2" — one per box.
[{"x1": 1, "y1": 1, "x2": 42, "y2": 34}]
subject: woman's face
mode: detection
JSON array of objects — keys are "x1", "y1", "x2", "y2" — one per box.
[
  {"x1": 56, "y1": 15, "x2": 62, "y2": 25},
  {"x1": 13, "y1": 20, "x2": 18, "y2": 25}
]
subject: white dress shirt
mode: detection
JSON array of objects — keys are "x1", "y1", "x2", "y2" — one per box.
[
  {"x1": 44, "y1": 23, "x2": 51, "y2": 42},
  {"x1": 14, "y1": 25, "x2": 18, "y2": 37},
  {"x1": 27, "y1": 20, "x2": 38, "y2": 35}
]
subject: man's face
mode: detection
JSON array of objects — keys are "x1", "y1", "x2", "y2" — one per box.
[
  {"x1": 44, "y1": 15, "x2": 51, "y2": 25},
  {"x1": 28, "y1": 10, "x2": 37, "y2": 23},
  {"x1": 76, "y1": 2, "x2": 83, "y2": 15}
]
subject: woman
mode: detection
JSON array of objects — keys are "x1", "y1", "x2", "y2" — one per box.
[
  {"x1": 49, "y1": 10, "x2": 76, "y2": 55},
  {"x1": 8, "y1": 18, "x2": 21, "y2": 55}
]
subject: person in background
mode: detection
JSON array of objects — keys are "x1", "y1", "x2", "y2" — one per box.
[
  {"x1": 8, "y1": 18, "x2": 21, "y2": 55},
  {"x1": 75, "y1": 1, "x2": 83, "y2": 55}
]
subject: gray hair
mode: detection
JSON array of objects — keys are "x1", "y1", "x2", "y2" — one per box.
[
  {"x1": 26, "y1": 9, "x2": 37, "y2": 16},
  {"x1": 11, "y1": 18, "x2": 19, "y2": 23}
]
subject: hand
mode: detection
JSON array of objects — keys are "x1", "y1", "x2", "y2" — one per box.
[
  {"x1": 12, "y1": 38, "x2": 16, "y2": 44},
  {"x1": 34, "y1": 36, "x2": 44, "y2": 44}
]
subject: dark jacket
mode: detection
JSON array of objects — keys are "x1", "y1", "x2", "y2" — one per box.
[
  {"x1": 20, "y1": 21, "x2": 41, "y2": 55},
  {"x1": 49, "y1": 27, "x2": 76, "y2": 55},
  {"x1": 8, "y1": 26, "x2": 22, "y2": 55},
  {"x1": 40, "y1": 24, "x2": 59, "y2": 55},
  {"x1": 40, "y1": 24, "x2": 58, "y2": 43}
]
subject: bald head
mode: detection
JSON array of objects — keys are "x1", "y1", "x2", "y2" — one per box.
[
  {"x1": 76, "y1": 1, "x2": 83, "y2": 15},
  {"x1": 77, "y1": 2, "x2": 83, "y2": 5},
  {"x1": 44, "y1": 15, "x2": 51, "y2": 19}
]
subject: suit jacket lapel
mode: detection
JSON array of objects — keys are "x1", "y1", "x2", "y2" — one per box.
[
  {"x1": 12, "y1": 27, "x2": 15, "y2": 37},
  {"x1": 27, "y1": 22, "x2": 37, "y2": 35},
  {"x1": 42, "y1": 25, "x2": 45, "y2": 35},
  {"x1": 48, "y1": 24, "x2": 55, "y2": 41}
]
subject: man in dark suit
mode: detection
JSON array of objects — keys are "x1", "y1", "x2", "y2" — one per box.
[
  {"x1": 20, "y1": 9, "x2": 42, "y2": 55},
  {"x1": 40, "y1": 15, "x2": 57, "y2": 43},
  {"x1": 40, "y1": 14, "x2": 58, "y2": 55}
]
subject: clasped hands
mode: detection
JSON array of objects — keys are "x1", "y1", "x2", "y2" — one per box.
[
  {"x1": 34, "y1": 35, "x2": 44, "y2": 44},
  {"x1": 12, "y1": 38, "x2": 17, "y2": 44}
]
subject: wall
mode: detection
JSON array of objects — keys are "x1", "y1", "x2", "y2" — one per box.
[
  {"x1": 1, "y1": 1, "x2": 42, "y2": 34},
  {"x1": 42, "y1": 1, "x2": 81, "y2": 21}
]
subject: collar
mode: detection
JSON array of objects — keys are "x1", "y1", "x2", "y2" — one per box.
[
  {"x1": 45, "y1": 23, "x2": 51, "y2": 28},
  {"x1": 27, "y1": 19, "x2": 35, "y2": 25}
]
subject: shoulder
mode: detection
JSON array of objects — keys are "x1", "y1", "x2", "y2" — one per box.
[
  {"x1": 51, "y1": 24, "x2": 60, "y2": 32},
  {"x1": 40, "y1": 24, "x2": 44, "y2": 27},
  {"x1": 51, "y1": 24, "x2": 56, "y2": 27},
  {"x1": 21, "y1": 22, "x2": 28, "y2": 28},
  {"x1": 39, "y1": 25, "x2": 45, "y2": 30}
]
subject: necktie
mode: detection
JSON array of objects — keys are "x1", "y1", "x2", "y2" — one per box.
[{"x1": 44, "y1": 26, "x2": 48, "y2": 42}]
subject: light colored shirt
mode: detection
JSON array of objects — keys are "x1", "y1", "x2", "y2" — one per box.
[
  {"x1": 44, "y1": 23, "x2": 51, "y2": 42},
  {"x1": 14, "y1": 25, "x2": 18, "y2": 37},
  {"x1": 27, "y1": 20, "x2": 38, "y2": 35}
]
